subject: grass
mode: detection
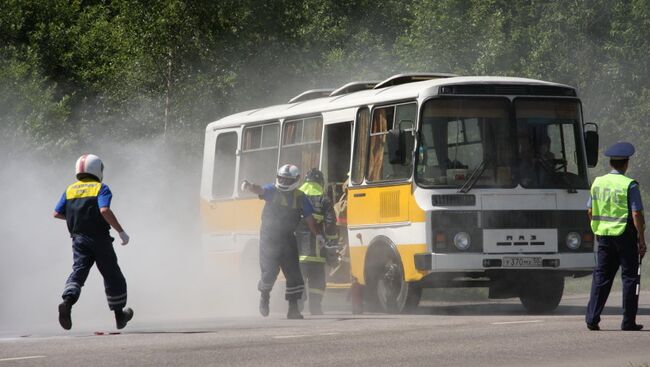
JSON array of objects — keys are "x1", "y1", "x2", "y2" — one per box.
[{"x1": 565, "y1": 261, "x2": 650, "y2": 295}]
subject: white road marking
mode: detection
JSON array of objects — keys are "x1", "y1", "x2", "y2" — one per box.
[
  {"x1": 491, "y1": 320, "x2": 544, "y2": 325},
  {"x1": 273, "y1": 332, "x2": 339, "y2": 339},
  {"x1": 273, "y1": 334, "x2": 306, "y2": 339},
  {"x1": 0, "y1": 356, "x2": 46, "y2": 362}
]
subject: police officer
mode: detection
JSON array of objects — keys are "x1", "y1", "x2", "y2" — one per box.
[
  {"x1": 585, "y1": 142, "x2": 646, "y2": 331},
  {"x1": 295, "y1": 169, "x2": 338, "y2": 315},
  {"x1": 53, "y1": 154, "x2": 133, "y2": 330},
  {"x1": 241, "y1": 164, "x2": 322, "y2": 319}
]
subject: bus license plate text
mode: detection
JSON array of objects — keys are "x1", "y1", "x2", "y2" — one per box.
[{"x1": 503, "y1": 257, "x2": 542, "y2": 267}]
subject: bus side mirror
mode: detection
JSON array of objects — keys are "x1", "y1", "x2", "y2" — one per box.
[
  {"x1": 387, "y1": 128, "x2": 406, "y2": 164},
  {"x1": 387, "y1": 120, "x2": 415, "y2": 165},
  {"x1": 584, "y1": 123, "x2": 599, "y2": 167}
]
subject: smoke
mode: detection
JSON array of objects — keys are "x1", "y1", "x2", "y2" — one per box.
[{"x1": 0, "y1": 132, "x2": 260, "y2": 335}]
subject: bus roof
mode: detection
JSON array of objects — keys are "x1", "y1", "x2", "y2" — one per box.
[{"x1": 206, "y1": 76, "x2": 576, "y2": 131}]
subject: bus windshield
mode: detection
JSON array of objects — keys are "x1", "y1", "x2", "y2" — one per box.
[
  {"x1": 514, "y1": 98, "x2": 589, "y2": 190},
  {"x1": 415, "y1": 97, "x2": 589, "y2": 190}
]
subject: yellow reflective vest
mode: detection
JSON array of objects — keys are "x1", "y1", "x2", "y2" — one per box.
[{"x1": 590, "y1": 173, "x2": 635, "y2": 236}]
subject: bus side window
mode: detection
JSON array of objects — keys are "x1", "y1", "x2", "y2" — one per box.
[
  {"x1": 212, "y1": 131, "x2": 238, "y2": 198},
  {"x1": 239, "y1": 123, "x2": 279, "y2": 194},
  {"x1": 279, "y1": 116, "x2": 322, "y2": 174},
  {"x1": 367, "y1": 103, "x2": 416, "y2": 182},
  {"x1": 351, "y1": 108, "x2": 370, "y2": 185}
]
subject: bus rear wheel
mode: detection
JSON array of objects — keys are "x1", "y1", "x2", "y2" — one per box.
[{"x1": 519, "y1": 274, "x2": 564, "y2": 314}]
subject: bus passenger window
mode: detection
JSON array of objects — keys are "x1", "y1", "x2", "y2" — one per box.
[
  {"x1": 212, "y1": 132, "x2": 237, "y2": 198},
  {"x1": 367, "y1": 102, "x2": 416, "y2": 182},
  {"x1": 239, "y1": 123, "x2": 279, "y2": 194},
  {"x1": 279, "y1": 116, "x2": 322, "y2": 175}
]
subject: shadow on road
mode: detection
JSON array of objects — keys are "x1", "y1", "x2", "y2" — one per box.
[{"x1": 413, "y1": 303, "x2": 650, "y2": 317}]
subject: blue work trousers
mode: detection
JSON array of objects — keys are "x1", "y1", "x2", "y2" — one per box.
[
  {"x1": 586, "y1": 234, "x2": 640, "y2": 328},
  {"x1": 258, "y1": 231, "x2": 304, "y2": 301},
  {"x1": 62, "y1": 234, "x2": 127, "y2": 310}
]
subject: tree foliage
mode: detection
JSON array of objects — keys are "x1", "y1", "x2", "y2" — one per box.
[{"x1": 0, "y1": 0, "x2": 648, "y2": 169}]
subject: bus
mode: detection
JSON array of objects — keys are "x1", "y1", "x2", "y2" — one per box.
[{"x1": 200, "y1": 73, "x2": 600, "y2": 313}]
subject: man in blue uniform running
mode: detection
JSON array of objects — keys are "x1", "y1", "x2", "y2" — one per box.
[
  {"x1": 585, "y1": 142, "x2": 646, "y2": 331},
  {"x1": 53, "y1": 154, "x2": 133, "y2": 330}
]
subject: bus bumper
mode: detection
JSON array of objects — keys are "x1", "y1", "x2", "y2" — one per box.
[{"x1": 414, "y1": 252, "x2": 596, "y2": 273}]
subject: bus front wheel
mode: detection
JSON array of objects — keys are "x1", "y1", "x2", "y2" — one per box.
[
  {"x1": 519, "y1": 274, "x2": 564, "y2": 314},
  {"x1": 366, "y1": 243, "x2": 421, "y2": 314}
]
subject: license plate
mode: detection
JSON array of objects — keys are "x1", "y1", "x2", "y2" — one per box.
[{"x1": 503, "y1": 257, "x2": 542, "y2": 267}]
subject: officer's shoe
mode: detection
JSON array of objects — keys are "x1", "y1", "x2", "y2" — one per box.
[
  {"x1": 58, "y1": 301, "x2": 73, "y2": 330},
  {"x1": 621, "y1": 324, "x2": 643, "y2": 331},
  {"x1": 287, "y1": 301, "x2": 304, "y2": 320},
  {"x1": 115, "y1": 307, "x2": 134, "y2": 330},
  {"x1": 259, "y1": 292, "x2": 270, "y2": 317},
  {"x1": 586, "y1": 323, "x2": 600, "y2": 331}
]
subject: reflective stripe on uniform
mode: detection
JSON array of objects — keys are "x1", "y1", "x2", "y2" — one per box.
[
  {"x1": 285, "y1": 285, "x2": 304, "y2": 294},
  {"x1": 107, "y1": 292, "x2": 127, "y2": 305},
  {"x1": 591, "y1": 215, "x2": 628, "y2": 223},
  {"x1": 63, "y1": 282, "x2": 80, "y2": 292},
  {"x1": 299, "y1": 255, "x2": 326, "y2": 263},
  {"x1": 107, "y1": 292, "x2": 127, "y2": 300},
  {"x1": 308, "y1": 288, "x2": 325, "y2": 295}
]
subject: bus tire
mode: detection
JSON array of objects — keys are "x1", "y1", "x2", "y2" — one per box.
[
  {"x1": 519, "y1": 274, "x2": 564, "y2": 314},
  {"x1": 364, "y1": 238, "x2": 421, "y2": 314}
]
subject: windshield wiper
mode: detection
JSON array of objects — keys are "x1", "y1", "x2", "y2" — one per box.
[{"x1": 458, "y1": 158, "x2": 489, "y2": 193}]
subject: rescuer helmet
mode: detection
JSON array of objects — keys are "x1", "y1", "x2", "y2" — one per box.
[
  {"x1": 305, "y1": 168, "x2": 325, "y2": 187},
  {"x1": 276, "y1": 164, "x2": 300, "y2": 191},
  {"x1": 75, "y1": 154, "x2": 104, "y2": 182}
]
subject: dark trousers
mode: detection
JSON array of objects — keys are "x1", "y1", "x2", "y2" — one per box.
[
  {"x1": 258, "y1": 231, "x2": 304, "y2": 301},
  {"x1": 300, "y1": 262, "x2": 326, "y2": 310},
  {"x1": 62, "y1": 234, "x2": 127, "y2": 311},
  {"x1": 586, "y1": 234, "x2": 640, "y2": 328}
]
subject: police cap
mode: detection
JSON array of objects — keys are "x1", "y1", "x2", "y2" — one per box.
[{"x1": 604, "y1": 141, "x2": 635, "y2": 160}]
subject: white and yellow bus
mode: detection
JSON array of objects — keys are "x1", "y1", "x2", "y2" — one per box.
[{"x1": 200, "y1": 73, "x2": 599, "y2": 313}]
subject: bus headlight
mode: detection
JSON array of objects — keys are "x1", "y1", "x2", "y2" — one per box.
[
  {"x1": 566, "y1": 232, "x2": 581, "y2": 250},
  {"x1": 453, "y1": 232, "x2": 471, "y2": 251}
]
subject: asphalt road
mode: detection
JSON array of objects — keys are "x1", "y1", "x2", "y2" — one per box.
[{"x1": 2, "y1": 292, "x2": 650, "y2": 367}]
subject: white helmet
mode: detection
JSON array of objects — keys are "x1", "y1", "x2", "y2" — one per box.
[
  {"x1": 275, "y1": 164, "x2": 300, "y2": 191},
  {"x1": 75, "y1": 154, "x2": 104, "y2": 181}
]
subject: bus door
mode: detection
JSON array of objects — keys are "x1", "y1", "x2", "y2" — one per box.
[{"x1": 322, "y1": 119, "x2": 353, "y2": 283}]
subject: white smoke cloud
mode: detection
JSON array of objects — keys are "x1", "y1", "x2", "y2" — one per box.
[{"x1": 0, "y1": 133, "x2": 260, "y2": 335}]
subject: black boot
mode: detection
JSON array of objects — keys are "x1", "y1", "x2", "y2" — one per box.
[
  {"x1": 58, "y1": 300, "x2": 73, "y2": 330},
  {"x1": 622, "y1": 323, "x2": 644, "y2": 331},
  {"x1": 287, "y1": 300, "x2": 304, "y2": 319},
  {"x1": 115, "y1": 307, "x2": 134, "y2": 329},
  {"x1": 259, "y1": 291, "x2": 270, "y2": 317}
]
